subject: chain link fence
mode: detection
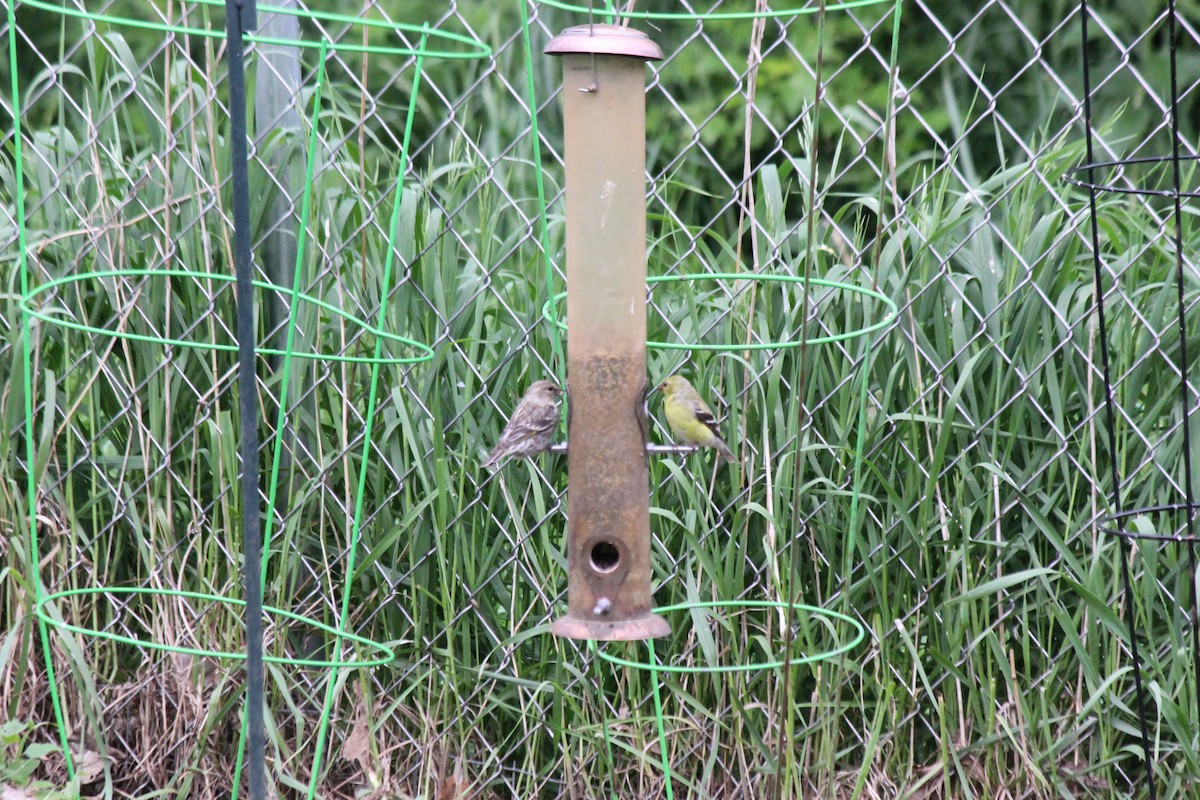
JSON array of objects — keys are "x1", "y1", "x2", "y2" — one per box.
[{"x1": 2, "y1": 0, "x2": 1197, "y2": 797}]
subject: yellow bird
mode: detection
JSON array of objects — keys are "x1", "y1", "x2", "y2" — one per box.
[{"x1": 659, "y1": 375, "x2": 737, "y2": 463}]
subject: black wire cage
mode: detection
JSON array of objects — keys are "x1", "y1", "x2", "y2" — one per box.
[{"x1": 1074, "y1": 0, "x2": 1200, "y2": 795}]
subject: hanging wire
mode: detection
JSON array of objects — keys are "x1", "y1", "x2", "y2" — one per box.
[{"x1": 519, "y1": 0, "x2": 568, "y2": 393}]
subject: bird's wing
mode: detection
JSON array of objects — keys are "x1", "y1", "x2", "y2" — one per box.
[
  {"x1": 504, "y1": 399, "x2": 558, "y2": 442},
  {"x1": 689, "y1": 395, "x2": 722, "y2": 436},
  {"x1": 485, "y1": 398, "x2": 559, "y2": 465},
  {"x1": 529, "y1": 399, "x2": 561, "y2": 434}
]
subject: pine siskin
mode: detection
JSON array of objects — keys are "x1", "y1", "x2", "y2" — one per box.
[
  {"x1": 659, "y1": 375, "x2": 737, "y2": 463},
  {"x1": 483, "y1": 380, "x2": 563, "y2": 468}
]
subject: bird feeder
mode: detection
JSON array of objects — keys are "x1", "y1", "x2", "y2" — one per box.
[{"x1": 546, "y1": 24, "x2": 670, "y2": 641}]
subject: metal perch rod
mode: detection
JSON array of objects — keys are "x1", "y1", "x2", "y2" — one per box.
[{"x1": 547, "y1": 443, "x2": 703, "y2": 455}]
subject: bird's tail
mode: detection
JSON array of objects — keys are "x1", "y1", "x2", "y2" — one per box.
[{"x1": 715, "y1": 438, "x2": 738, "y2": 463}]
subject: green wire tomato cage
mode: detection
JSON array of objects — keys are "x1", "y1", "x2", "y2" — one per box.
[
  {"x1": 10, "y1": 3, "x2": 489, "y2": 797},
  {"x1": 538, "y1": 0, "x2": 896, "y2": 21},
  {"x1": 594, "y1": 601, "x2": 866, "y2": 797},
  {"x1": 542, "y1": 273, "x2": 898, "y2": 351},
  {"x1": 520, "y1": 0, "x2": 902, "y2": 796}
]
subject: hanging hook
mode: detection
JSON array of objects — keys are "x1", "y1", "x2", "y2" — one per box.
[{"x1": 581, "y1": 0, "x2": 599, "y2": 92}]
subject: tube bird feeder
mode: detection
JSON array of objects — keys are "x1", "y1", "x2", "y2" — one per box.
[{"x1": 546, "y1": 24, "x2": 670, "y2": 641}]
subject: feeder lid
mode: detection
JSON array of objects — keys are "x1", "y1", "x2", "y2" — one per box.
[{"x1": 545, "y1": 23, "x2": 663, "y2": 61}]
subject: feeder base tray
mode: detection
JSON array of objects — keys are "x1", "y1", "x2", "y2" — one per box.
[{"x1": 552, "y1": 612, "x2": 671, "y2": 641}]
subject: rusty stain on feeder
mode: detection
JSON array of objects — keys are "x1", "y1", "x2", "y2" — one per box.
[{"x1": 546, "y1": 24, "x2": 669, "y2": 641}]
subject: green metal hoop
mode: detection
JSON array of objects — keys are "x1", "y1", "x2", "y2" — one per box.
[
  {"x1": 22, "y1": 269, "x2": 435, "y2": 365},
  {"x1": 20, "y1": 0, "x2": 492, "y2": 58},
  {"x1": 595, "y1": 600, "x2": 865, "y2": 673},
  {"x1": 537, "y1": 0, "x2": 896, "y2": 22},
  {"x1": 36, "y1": 587, "x2": 396, "y2": 668},
  {"x1": 541, "y1": 273, "x2": 897, "y2": 351}
]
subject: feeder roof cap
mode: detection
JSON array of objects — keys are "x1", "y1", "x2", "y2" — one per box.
[{"x1": 545, "y1": 24, "x2": 663, "y2": 61}]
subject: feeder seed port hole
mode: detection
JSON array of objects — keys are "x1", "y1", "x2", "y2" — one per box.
[
  {"x1": 537, "y1": 0, "x2": 896, "y2": 21},
  {"x1": 17, "y1": 0, "x2": 492, "y2": 59},
  {"x1": 542, "y1": 273, "x2": 897, "y2": 351},
  {"x1": 593, "y1": 600, "x2": 866, "y2": 673},
  {"x1": 21, "y1": 269, "x2": 435, "y2": 365},
  {"x1": 1064, "y1": 155, "x2": 1200, "y2": 199},
  {"x1": 35, "y1": 587, "x2": 395, "y2": 668},
  {"x1": 589, "y1": 538, "x2": 623, "y2": 574}
]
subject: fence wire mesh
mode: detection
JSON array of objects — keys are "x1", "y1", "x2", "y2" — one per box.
[{"x1": 3, "y1": 0, "x2": 1199, "y2": 797}]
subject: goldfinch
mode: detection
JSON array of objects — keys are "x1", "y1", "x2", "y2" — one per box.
[{"x1": 659, "y1": 375, "x2": 736, "y2": 463}]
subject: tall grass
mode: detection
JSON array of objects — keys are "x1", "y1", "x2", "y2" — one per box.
[{"x1": 3, "y1": 7, "x2": 1199, "y2": 800}]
